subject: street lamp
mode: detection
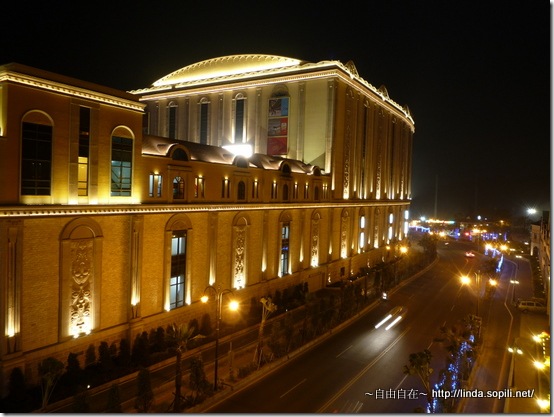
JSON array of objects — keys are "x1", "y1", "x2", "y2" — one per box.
[
  {"x1": 201, "y1": 285, "x2": 239, "y2": 391},
  {"x1": 460, "y1": 270, "x2": 482, "y2": 317},
  {"x1": 510, "y1": 279, "x2": 520, "y2": 304},
  {"x1": 508, "y1": 341, "x2": 523, "y2": 388}
]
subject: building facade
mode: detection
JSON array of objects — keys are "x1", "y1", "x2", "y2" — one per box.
[{"x1": 0, "y1": 55, "x2": 414, "y2": 394}]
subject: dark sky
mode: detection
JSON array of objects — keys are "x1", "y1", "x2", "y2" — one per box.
[{"x1": 2, "y1": 1, "x2": 550, "y2": 220}]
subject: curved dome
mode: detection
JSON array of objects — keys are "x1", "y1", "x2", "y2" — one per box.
[{"x1": 153, "y1": 54, "x2": 304, "y2": 87}]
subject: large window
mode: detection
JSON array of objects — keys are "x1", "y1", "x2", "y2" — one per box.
[
  {"x1": 280, "y1": 222, "x2": 290, "y2": 277},
  {"x1": 359, "y1": 214, "x2": 366, "y2": 253},
  {"x1": 168, "y1": 102, "x2": 178, "y2": 139},
  {"x1": 173, "y1": 176, "x2": 185, "y2": 199},
  {"x1": 199, "y1": 99, "x2": 209, "y2": 145},
  {"x1": 149, "y1": 173, "x2": 162, "y2": 197},
  {"x1": 78, "y1": 107, "x2": 90, "y2": 196},
  {"x1": 111, "y1": 136, "x2": 133, "y2": 196},
  {"x1": 234, "y1": 94, "x2": 246, "y2": 143},
  {"x1": 195, "y1": 176, "x2": 205, "y2": 198},
  {"x1": 170, "y1": 230, "x2": 187, "y2": 310},
  {"x1": 21, "y1": 122, "x2": 52, "y2": 195}
]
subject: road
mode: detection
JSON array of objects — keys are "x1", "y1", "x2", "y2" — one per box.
[{"x1": 205, "y1": 240, "x2": 517, "y2": 413}]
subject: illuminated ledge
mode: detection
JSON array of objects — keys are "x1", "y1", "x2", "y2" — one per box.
[
  {"x1": 0, "y1": 200, "x2": 411, "y2": 218},
  {"x1": 0, "y1": 71, "x2": 144, "y2": 112}
]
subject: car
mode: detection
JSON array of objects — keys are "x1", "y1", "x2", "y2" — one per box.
[
  {"x1": 465, "y1": 251, "x2": 475, "y2": 258},
  {"x1": 516, "y1": 299, "x2": 547, "y2": 313}
]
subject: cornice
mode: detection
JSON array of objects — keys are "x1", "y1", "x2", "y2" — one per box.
[
  {"x1": 0, "y1": 200, "x2": 411, "y2": 219},
  {"x1": 137, "y1": 68, "x2": 414, "y2": 128},
  {"x1": 0, "y1": 73, "x2": 144, "y2": 112}
]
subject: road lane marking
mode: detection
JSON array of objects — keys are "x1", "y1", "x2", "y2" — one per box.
[
  {"x1": 336, "y1": 345, "x2": 353, "y2": 358},
  {"x1": 317, "y1": 326, "x2": 411, "y2": 412},
  {"x1": 280, "y1": 378, "x2": 307, "y2": 398}
]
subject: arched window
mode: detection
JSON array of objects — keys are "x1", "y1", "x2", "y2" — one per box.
[
  {"x1": 198, "y1": 98, "x2": 210, "y2": 145},
  {"x1": 111, "y1": 135, "x2": 133, "y2": 196},
  {"x1": 21, "y1": 120, "x2": 53, "y2": 196},
  {"x1": 279, "y1": 212, "x2": 292, "y2": 277},
  {"x1": 167, "y1": 101, "x2": 178, "y2": 139},
  {"x1": 233, "y1": 93, "x2": 246, "y2": 143},
  {"x1": 165, "y1": 215, "x2": 193, "y2": 309},
  {"x1": 172, "y1": 148, "x2": 188, "y2": 161}
]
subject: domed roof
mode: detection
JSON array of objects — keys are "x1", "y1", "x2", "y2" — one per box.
[{"x1": 153, "y1": 54, "x2": 304, "y2": 87}]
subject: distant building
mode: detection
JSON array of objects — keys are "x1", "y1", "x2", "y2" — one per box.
[
  {"x1": 530, "y1": 211, "x2": 550, "y2": 315},
  {"x1": 0, "y1": 55, "x2": 414, "y2": 393}
]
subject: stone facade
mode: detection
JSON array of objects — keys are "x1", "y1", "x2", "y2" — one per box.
[{"x1": 0, "y1": 56, "x2": 414, "y2": 394}]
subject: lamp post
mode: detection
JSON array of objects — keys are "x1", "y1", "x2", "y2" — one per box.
[
  {"x1": 201, "y1": 285, "x2": 239, "y2": 391},
  {"x1": 508, "y1": 340, "x2": 523, "y2": 388},
  {"x1": 510, "y1": 279, "x2": 520, "y2": 304},
  {"x1": 460, "y1": 270, "x2": 482, "y2": 317}
]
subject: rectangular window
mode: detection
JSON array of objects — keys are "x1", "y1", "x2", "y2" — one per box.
[
  {"x1": 252, "y1": 180, "x2": 259, "y2": 199},
  {"x1": 111, "y1": 136, "x2": 133, "y2": 196},
  {"x1": 21, "y1": 122, "x2": 52, "y2": 195},
  {"x1": 170, "y1": 230, "x2": 187, "y2": 310},
  {"x1": 199, "y1": 102, "x2": 209, "y2": 145},
  {"x1": 304, "y1": 184, "x2": 310, "y2": 199},
  {"x1": 194, "y1": 176, "x2": 205, "y2": 198},
  {"x1": 173, "y1": 176, "x2": 184, "y2": 199},
  {"x1": 221, "y1": 178, "x2": 230, "y2": 198},
  {"x1": 168, "y1": 104, "x2": 177, "y2": 139},
  {"x1": 234, "y1": 98, "x2": 245, "y2": 143},
  {"x1": 78, "y1": 107, "x2": 90, "y2": 196},
  {"x1": 271, "y1": 182, "x2": 278, "y2": 199},
  {"x1": 149, "y1": 173, "x2": 163, "y2": 197},
  {"x1": 280, "y1": 223, "x2": 290, "y2": 277}
]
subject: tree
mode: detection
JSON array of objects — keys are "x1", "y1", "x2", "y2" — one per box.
[
  {"x1": 3, "y1": 367, "x2": 30, "y2": 412},
  {"x1": 38, "y1": 357, "x2": 64, "y2": 410},
  {"x1": 166, "y1": 322, "x2": 197, "y2": 412},
  {"x1": 131, "y1": 332, "x2": 150, "y2": 367},
  {"x1": 418, "y1": 233, "x2": 438, "y2": 261},
  {"x1": 189, "y1": 356, "x2": 211, "y2": 403},
  {"x1": 118, "y1": 338, "x2": 131, "y2": 369},
  {"x1": 84, "y1": 344, "x2": 96, "y2": 368},
  {"x1": 134, "y1": 367, "x2": 154, "y2": 412},
  {"x1": 403, "y1": 349, "x2": 434, "y2": 413},
  {"x1": 99, "y1": 341, "x2": 114, "y2": 375},
  {"x1": 254, "y1": 297, "x2": 277, "y2": 367},
  {"x1": 64, "y1": 352, "x2": 83, "y2": 395}
]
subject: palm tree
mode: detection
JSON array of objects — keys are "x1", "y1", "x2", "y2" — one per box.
[
  {"x1": 403, "y1": 349, "x2": 434, "y2": 413},
  {"x1": 167, "y1": 322, "x2": 197, "y2": 412},
  {"x1": 254, "y1": 297, "x2": 277, "y2": 367}
]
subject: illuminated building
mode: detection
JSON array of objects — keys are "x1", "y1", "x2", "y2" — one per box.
[{"x1": 0, "y1": 55, "x2": 414, "y2": 393}]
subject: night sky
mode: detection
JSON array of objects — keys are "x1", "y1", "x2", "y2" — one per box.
[{"x1": 2, "y1": 1, "x2": 550, "y2": 220}]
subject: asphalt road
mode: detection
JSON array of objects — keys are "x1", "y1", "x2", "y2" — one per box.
[{"x1": 205, "y1": 240, "x2": 517, "y2": 413}]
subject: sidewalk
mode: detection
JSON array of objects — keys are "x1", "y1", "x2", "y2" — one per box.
[
  {"x1": 504, "y1": 313, "x2": 550, "y2": 413},
  {"x1": 121, "y1": 259, "x2": 438, "y2": 413},
  {"x1": 458, "y1": 255, "x2": 550, "y2": 414}
]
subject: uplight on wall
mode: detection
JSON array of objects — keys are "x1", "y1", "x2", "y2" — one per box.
[{"x1": 223, "y1": 144, "x2": 253, "y2": 157}]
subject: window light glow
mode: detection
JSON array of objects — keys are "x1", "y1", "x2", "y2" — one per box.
[{"x1": 223, "y1": 144, "x2": 253, "y2": 157}]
